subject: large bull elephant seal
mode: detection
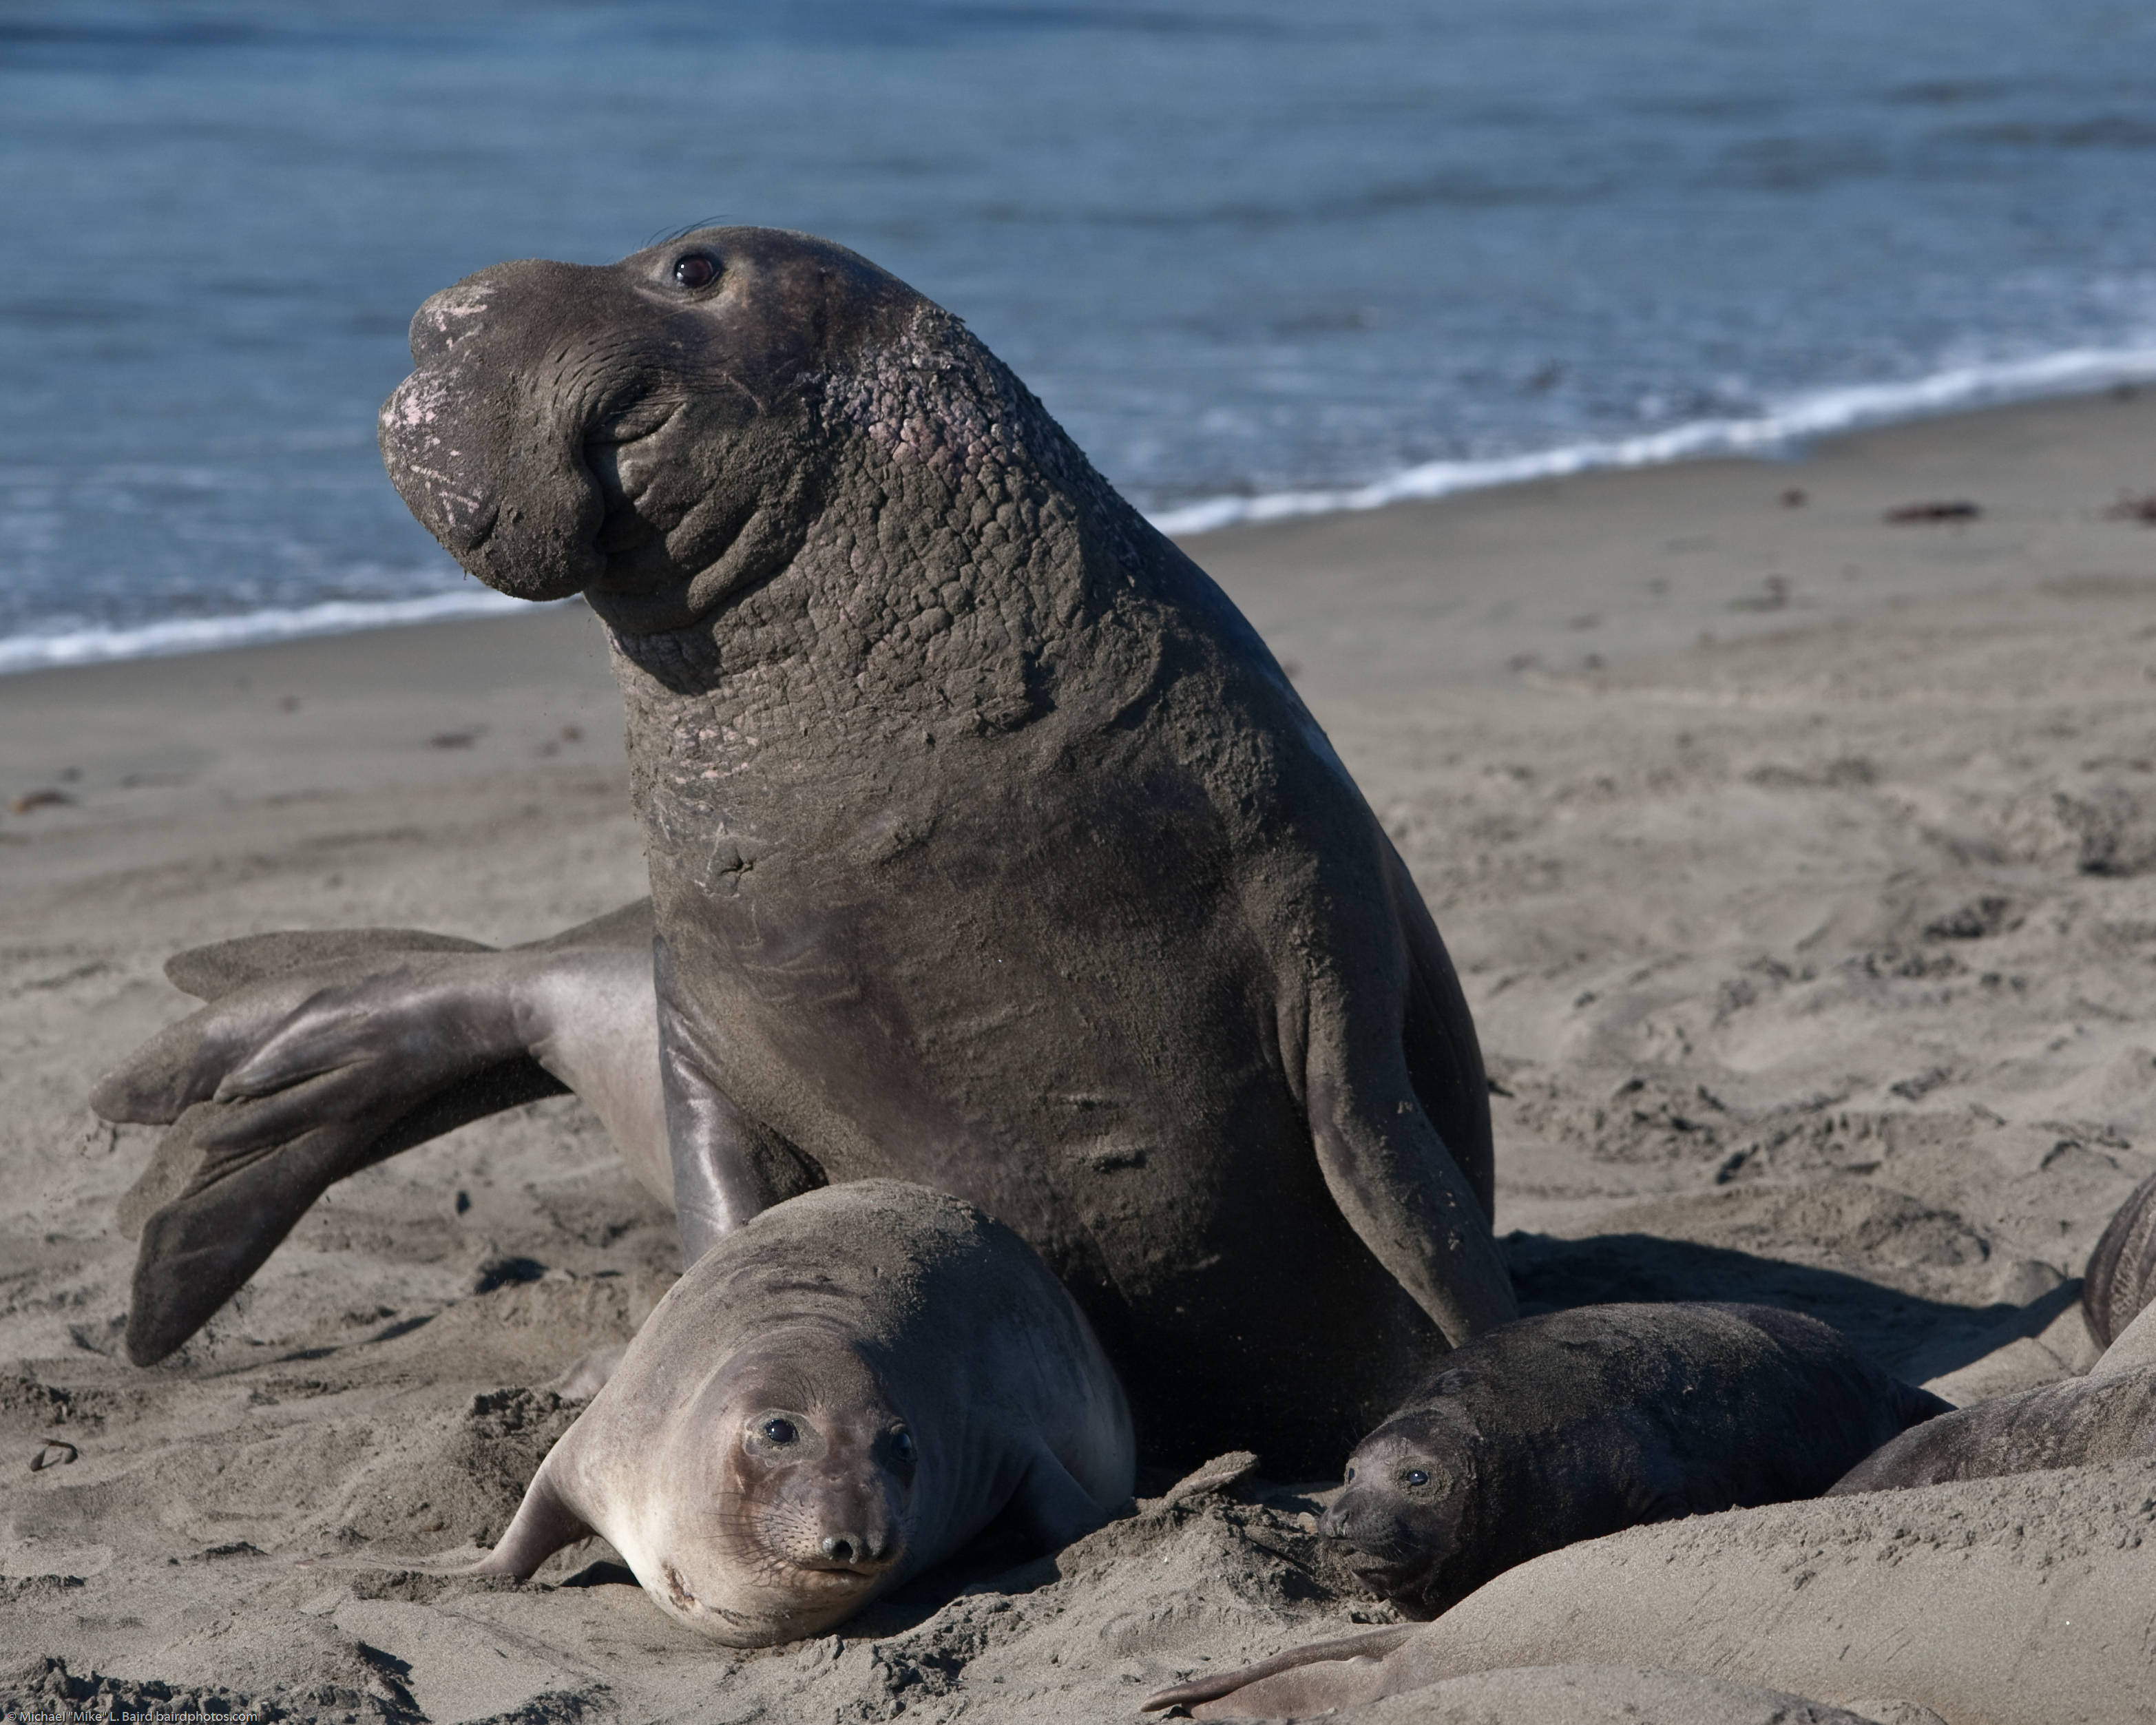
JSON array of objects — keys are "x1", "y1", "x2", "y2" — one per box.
[
  {"x1": 463, "y1": 1180, "x2": 1132, "y2": 1645},
  {"x1": 93, "y1": 226, "x2": 1514, "y2": 1472}
]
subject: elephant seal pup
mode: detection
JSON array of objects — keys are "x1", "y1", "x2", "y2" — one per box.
[
  {"x1": 1829, "y1": 1307, "x2": 2156, "y2": 1495},
  {"x1": 2081, "y1": 1167, "x2": 2156, "y2": 1345},
  {"x1": 1319, "y1": 1301, "x2": 1945, "y2": 1618},
  {"x1": 465, "y1": 1180, "x2": 1132, "y2": 1645},
  {"x1": 1145, "y1": 1461, "x2": 2156, "y2": 1720},
  {"x1": 97, "y1": 224, "x2": 1516, "y2": 1472}
]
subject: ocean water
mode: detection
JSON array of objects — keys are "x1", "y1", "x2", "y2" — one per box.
[{"x1": 7, "y1": 0, "x2": 2156, "y2": 671}]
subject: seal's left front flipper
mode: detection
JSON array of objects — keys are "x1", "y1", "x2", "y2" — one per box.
[
  {"x1": 1009, "y1": 1441, "x2": 1120, "y2": 1551},
  {"x1": 1301, "y1": 1001, "x2": 1516, "y2": 1348}
]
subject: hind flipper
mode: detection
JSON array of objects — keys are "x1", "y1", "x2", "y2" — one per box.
[{"x1": 123, "y1": 1053, "x2": 569, "y2": 1364}]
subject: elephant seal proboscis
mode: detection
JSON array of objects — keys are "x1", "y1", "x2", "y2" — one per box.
[
  {"x1": 94, "y1": 224, "x2": 1516, "y2": 1472},
  {"x1": 1144, "y1": 1461, "x2": 2156, "y2": 1721},
  {"x1": 458, "y1": 1180, "x2": 1131, "y2": 1645},
  {"x1": 1316, "y1": 1301, "x2": 1945, "y2": 1618},
  {"x1": 1829, "y1": 1295, "x2": 2156, "y2": 1495}
]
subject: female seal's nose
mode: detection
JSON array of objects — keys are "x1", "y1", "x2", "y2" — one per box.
[{"x1": 818, "y1": 1528, "x2": 894, "y2": 1570}]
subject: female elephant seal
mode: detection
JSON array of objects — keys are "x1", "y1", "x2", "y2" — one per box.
[
  {"x1": 468, "y1": 1179, "x2": 1132, "y2": 1645},
  {"x1": 1319, "y1": 1302, "x2": 1945, "y2": 1618},
  {"x1": 1828, "y1": 1296, "x2": 2156, "y2": 1495},
  {"x1": 93, "y1": 225, "x2": 1514, "y2": 1472}
]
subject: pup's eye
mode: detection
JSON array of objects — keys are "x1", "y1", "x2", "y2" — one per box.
[
  {"x1": 760, "y1": 1416, "x2": 798, "y2": 1445},
  {"x1": 1402, "y1": 1469, "x2": 1430, "y2": 1488},
  {"x1": 673, "y1": 253, "x2": 720, "y2": 289},
  {"x1": 1344, "y1": 1465, "x2": 1357, "y2": 1483},
  {"x1": 891, "y1": 1430, "x2": 915, "y2": 1465}
]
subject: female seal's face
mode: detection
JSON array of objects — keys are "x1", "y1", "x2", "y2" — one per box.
[{"x1": 638, "y1": 1362, "x2": 921, "y2": 1644}]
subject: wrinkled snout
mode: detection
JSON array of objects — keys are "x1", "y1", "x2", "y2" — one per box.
[{"x1": 378, "y1": 259, "x2": 614, "y2": 601}]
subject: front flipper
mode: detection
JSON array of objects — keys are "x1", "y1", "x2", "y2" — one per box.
[
  {"x1": 1300, "y1": 864, "x2": 1516, "y2": 1348},
  {"x1": 1009, "y1": 1441, "x2": 1122, "y2": 1551},
  {"x1": 302, "y1": 1456, "x2": 597, "y2": 1583},
  {"x1": 1140, "y1": 1626, "x2": 1416, "y2": 1715}
]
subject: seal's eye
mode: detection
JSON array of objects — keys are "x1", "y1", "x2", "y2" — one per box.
[
  {"x1": 1344, "y1": 1465, "x2": 1357, "y2": 1483},
  {"x1": 760, "y1": 1416, "x2": 798, "y2": 1445},
  {"x1": 672, "y1": 253, "x2": 719, "y2": 289},
  {"x1": 890, "y1": 1430, "x2": 915, "y2": 1466},
  {"x1": 1401, "y1": 1468, "x2": 1430, "y2": 1488}
]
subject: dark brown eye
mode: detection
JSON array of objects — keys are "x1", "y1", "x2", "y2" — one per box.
[
  {"x1": 760, "y1": 1416, "x2": 797, "y2": 1445},
  {"x1": 672, "y1": 253, "x2": 719, "y2": 289}
]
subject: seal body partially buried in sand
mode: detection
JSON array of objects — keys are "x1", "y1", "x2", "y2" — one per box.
[
  {"x1": 463, "y1": 1180, "x2": 1132, "y2": 1645},
  {"x1": 92, "y1": 226, "x2": 1514, "y2": 1472},
  {"x1": 1320, "y1": 1302, "x2": 1945, "y2": 1618}
]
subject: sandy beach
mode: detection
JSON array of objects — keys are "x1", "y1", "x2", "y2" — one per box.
[{"x1": 6, "y1": 386, "x2": 2156, "y2": 1721}]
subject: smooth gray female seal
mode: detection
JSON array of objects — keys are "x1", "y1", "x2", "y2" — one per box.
[
  {"x1": 94, "y1": 225, "x2": 1515, "y2": 1472},
  {"x1": 465, "y1": 1180, "x2": 1131, "y2": 1645},
  {"x1": 1319, "y1": 1301, "x2": 1945, "y2": 1618},
  {"x1": 1829, "y1": 1297, "x2": 2156, "y2": 1495}
]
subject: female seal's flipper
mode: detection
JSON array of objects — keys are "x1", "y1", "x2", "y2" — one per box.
[{"x1": 1140, "y1": 1625, "x2": 1415, "y2": 1715}]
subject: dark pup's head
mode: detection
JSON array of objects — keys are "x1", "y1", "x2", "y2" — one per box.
[
  {"x1": 1318, "y1": 1404, "x2": 1480, "y2": 1618},
  {"x1": 379, "y1": 227, "x2": 926, "y2": 636}
]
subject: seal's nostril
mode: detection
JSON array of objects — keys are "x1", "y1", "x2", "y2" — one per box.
[{"x1": 821, "y1": 1534, "x2": 857, "y2": 1562}]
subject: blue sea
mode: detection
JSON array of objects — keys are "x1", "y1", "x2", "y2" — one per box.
[{"x1": 7, "y1": 0, "x2": 2156, "y2": 671}]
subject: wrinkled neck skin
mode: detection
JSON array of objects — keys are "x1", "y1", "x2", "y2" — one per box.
[
  {"x1": 603, "y1": 304, "x2": 1253, "y2": 808},
  {"x1": 580, "y1": 1327, "x2": 920, "y2": 1647}
]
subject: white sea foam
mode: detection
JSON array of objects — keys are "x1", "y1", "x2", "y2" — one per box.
[
  {"x1": 8, "y1": 347, "x2": 2156, "y2": 677},
  {"x1": 1147, "y1": 345, "x2": 2156, "y2": 536},
  {"x1": 0, "y1": 587, "x2": 554, "y2": 676}
]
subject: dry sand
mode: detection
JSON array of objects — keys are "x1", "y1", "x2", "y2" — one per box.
[{"x1": 6, "y1": 388, "x2": 2156, "y2": 1722}]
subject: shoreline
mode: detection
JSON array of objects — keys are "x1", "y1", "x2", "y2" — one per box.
[{"x1": 6, "y1": 377, "x2": 2156, "y2": 684}]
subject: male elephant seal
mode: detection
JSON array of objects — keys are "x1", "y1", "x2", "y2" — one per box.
[
  {"x1": 464, "y1": 1180, "x2": 1131, "y2": 1644},
  {"x1": 93, "y1": 225, "x2": 1515, "y2": 1471},
  {"x1": 1144, "y1": 1461, "x2": 2156, "y2": 1721},
  {"x1": 1318, "y1": 1301, "x2": 1945, "y2": 1618}
]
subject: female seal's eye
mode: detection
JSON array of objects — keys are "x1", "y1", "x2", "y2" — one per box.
[
  {"x1": 1343, "y1": 1465, "x2": 1357, "y2": 1483},
  {"x1": 1402, "y1": 1469, "x2": 1430, "y2": 1488},
  {"x1": 672, "y1": 253, "x2": 718, "y2": 289},
  {"x1": 760, "y1": 1416, "x2": 797, "y2": 1445}
]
